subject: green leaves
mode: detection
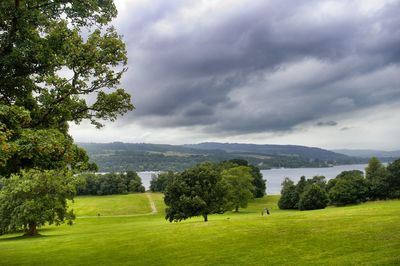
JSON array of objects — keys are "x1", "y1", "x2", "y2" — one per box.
[
  {"x1": 0, "y1": 0, "x2": 132, "y2": 174},
  {"x1": 0, "y1": 0, "x2": 132, "y2": 235},
  {"x1": 222, "y1": 166, "x2": 255, "y2": 212},
  {"x1": 164, "y1": 162, "x2": 229, "y2": 222},
  {"x1": 0, "y1": 169, "x2": 78, "y2": 235}
]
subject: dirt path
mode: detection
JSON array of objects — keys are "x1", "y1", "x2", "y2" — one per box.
[
  {"x1": 146, "y1": 193, "x2": 158, "y2": 214},
  {"x1": 77, "y1": 193, "x2": 158, "y2": 219}
]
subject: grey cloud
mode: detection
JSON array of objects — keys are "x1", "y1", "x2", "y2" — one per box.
[
  {"x1": 316, "y1": 121, "x2": 338, "y2": 127},
  {"x1": 113, "y1": 0, "x2": 400, "y2": 135}
]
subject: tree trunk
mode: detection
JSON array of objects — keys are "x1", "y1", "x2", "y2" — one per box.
[
  {"x1": 25, "y1": 222, "x2": 38, "y2": 236},
  {"x1": 235, "y1": 206, "x2": 239, "y2": 212},
  {"x1": 203, "y1": 214, "x2": 208, "y2": 222}
]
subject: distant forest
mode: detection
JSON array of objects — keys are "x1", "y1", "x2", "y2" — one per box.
[{"x1": 79, "y1": 142, "x2": 367, "y2": 172}]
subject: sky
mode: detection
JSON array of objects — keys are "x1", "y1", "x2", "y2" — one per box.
[{"x1": 70, "y1": 0, "x2": 400, "y2": 150}]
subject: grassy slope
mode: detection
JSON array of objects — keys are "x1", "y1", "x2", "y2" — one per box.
[
  {"x1": 0, "y1": 193, "x2": 399, "y2": 266},
  {"x1": 70, "y1": 193, "x2": 151, "y2": 216}
]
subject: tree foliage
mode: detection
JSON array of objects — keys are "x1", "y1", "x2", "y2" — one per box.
[
  {"x1": 0, "y1": 0, "x2": 132, "y2": 235},
  {"x1": 278, "y1": 178, "x2": 298, "y2": 209},
  {"x1": 0, "y1": 0, "x2": 133, "y2": 176},
  {"x1": 365, "y1": 157, "x2": 388, "y2": 200},
  {"x1": 298, "y1": 183, "x2": 329, "y2": 210},
  {"x1": 77, "y1": 171, "x2": 145, "y2": 195},
  {"x1": 249, "y1": 165, "x2": 266, "y2": 198},
  {"x1": 222, "y1": 166, "x2": 254, "y2": 212},
  {"x1": 164, "y1": 162, "x2": 229, "y2": 222},
  {"x1": 0, "y1": 169, "x2": 77, "y2": 236},
  {"x1": 150, "y1": 171, "x2": 175, "y2": 192},
  {"x1": 223, "y1": 159, "x2": 266, "y2": 198},
  {"x1": 279, "y1": 175, "x2": 328, "y2": 210},
  {"x1": 387, "y1": 159, "x2": 400, "y2": 198},
  {"x1": 327, "y1": 171, "x2": 368, "y2": 206}
]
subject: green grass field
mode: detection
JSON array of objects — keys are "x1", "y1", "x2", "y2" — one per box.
[
  {"x1": 1, "y1": 193, "x2": 399, "y2": 265},
  {"x1": 70, "y1": 193, "x2": 152, "y2": 216}
]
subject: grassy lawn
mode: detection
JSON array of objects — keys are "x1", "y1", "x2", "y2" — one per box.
[
  {"x1": 70, "y1": 193, "x2": 152, "y2": 216},
  {"x1": 1, "y1": 193, "x2": 399, "y2": 265}
]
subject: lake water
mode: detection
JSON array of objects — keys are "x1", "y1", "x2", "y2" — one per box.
[
  {"x1": 261, "y1": 164, "x2": 368, "y2": 194},
  {"x1": 138, "y1": 164, "x2": 368, "y2": 195}
]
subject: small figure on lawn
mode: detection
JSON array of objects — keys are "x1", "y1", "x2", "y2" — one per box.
[{"x1": 261, "y1": 208, "x2": 270, "y2": 216}]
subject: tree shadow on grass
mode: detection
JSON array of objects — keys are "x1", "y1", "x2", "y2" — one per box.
[{"x1": 0, "y1": 229, "x2": 64, "y2": 242}]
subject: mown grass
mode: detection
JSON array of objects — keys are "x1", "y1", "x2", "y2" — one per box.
[
  {"x1": 0, "y1": 193, "x2": 399, "y2": 265},
  {"x1": 70, "y1": 193, "x2": 152, "y2": 216}
]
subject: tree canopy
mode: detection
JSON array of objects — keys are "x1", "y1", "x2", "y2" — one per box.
[
  {"x1": 327, "y1": 171, "x2": 368, "y2": 206},
  {"x1": 279, "y1": 175, "x2": 328, "y2": 210},
  {"x1": 0, "y1": 0, "x2": 132, "y2": 235},
  {"x1": 387, "y1": 159, "x2": 400, "y2": 198},
  {"x1": 77, "y1": 171, "x2": 145, "y2": 196},
  {"x1": 365, "y1": 157, "x2": 388, "y2": 200},
  {"x1": 278, "y1": 178, "x2": 298, "y2": 209},
  {"x1": 0, "y1": 169, "x2": 77, "y2": 236},
  {"x1": 0, "y1": 0, "x2": 133, "y2": 176},
  {"x1": 298, "y1": 183, "x2": 329, "y2": 211},
  {"x1": 222, "y1": 166, "x2": 254, "y2": 212},
  {"x1": 150, "y1": 171, "x2": 176, "y2": 192},
  {"x1": 164, "y1": 162, "x2": 229, "y2": 222}
]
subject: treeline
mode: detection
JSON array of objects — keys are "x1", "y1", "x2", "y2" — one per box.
[
  {"x1": 150, "y1": 159, "x2": 266, "y2": 222},
  {"x1": 76, "y1": 171, "x2": 145, "y2": 196},
  {"x1": 279, "y1": 157, "x2": 400, "y2": 210}
]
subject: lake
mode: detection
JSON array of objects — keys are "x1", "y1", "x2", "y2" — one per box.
[
  {"x1": 261, "y1": 164, "x2": 368, "y2": 194},
  {"x1": 138, "y1": 164, "x2": 368, "y2": 195}
]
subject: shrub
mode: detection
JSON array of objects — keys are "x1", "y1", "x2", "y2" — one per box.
[
  {"x1": 298, "y1": 184, "x2": 329, "y2": 210},
  {"x1": 278, "y1": 178, "x2": 298, "y2": 209},
  {"x1": 328, "y1": 171, "x2": 368, "y2": 206}
]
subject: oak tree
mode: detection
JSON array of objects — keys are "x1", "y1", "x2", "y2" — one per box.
[
  {"x1": 0, "y1": 0, "x2": 133, "y2": 235},
  {"x1": 164, "y1": 162, "x2": 229, "y2": 222}
]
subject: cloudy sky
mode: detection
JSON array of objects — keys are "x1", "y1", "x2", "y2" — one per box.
[{"x1": 70, "y1": 0, "x2": 400, "y2": 150}]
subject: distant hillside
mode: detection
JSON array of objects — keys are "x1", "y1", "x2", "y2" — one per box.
[
  {"x1": 185, "y1": 142, "x2": 351, "y2": 161},
  {"x1": 78, "y1": 142, "x2": 364, "y2": 172},
  {"x1": 333, "y1": 149, "x2": 400, "y2": 159}
]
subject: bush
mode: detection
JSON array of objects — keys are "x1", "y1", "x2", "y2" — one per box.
[
  {"x1": 328, "y1": 171, "x2": 368, "y2": 206},
  {"x1": 298, "y1": 184, "x2": 329, "y2": 210},
  {"x1": 278, "y1": 178, "x2": 298, "y2": 209}
]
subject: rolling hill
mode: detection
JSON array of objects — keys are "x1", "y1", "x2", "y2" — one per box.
[
  {"x1": 78, "y1": 142, "x2": 364, "y2": 172},
  {"x1": 333, "y1": 149, "x2": 400, "y2": 159}
]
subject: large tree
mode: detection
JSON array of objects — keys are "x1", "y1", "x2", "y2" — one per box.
[
  {"x1": 164, "y1": 162, "x2": 229, "y2": 222},
  {"x1": 224, "y1": 159, "x2": 266, "y2": 198},
  {"x1": 0, "y1": 169, "x2": 77, "y2": 236},
  {"x1": 222, "y1": 166, "x2": 254, "y2": 212},
  {"x1": 0, "y1": 0, "x2": 132, "y2": 235},
  {"x1": 0, "y1": 0, "x2": 132, "y2": 174}
]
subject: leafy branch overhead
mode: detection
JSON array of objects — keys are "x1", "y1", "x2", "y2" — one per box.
[{"x1": 0, "y1": 0, "x2": 133, "y2": 175}]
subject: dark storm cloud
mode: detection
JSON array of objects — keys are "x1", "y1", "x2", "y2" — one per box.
[{"x1": 114, "y1": 0, "x2": 400, "y2": 134}]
